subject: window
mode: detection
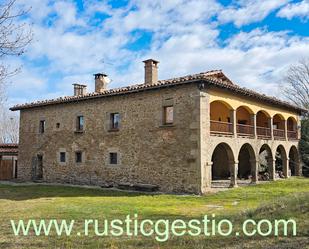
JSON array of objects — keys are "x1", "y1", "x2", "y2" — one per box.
[
  {"x1": 76, "y1": 116, "x2": 84, "y2": 131},
  {"x1": 60, "y1": 152, "x2": 66, "y2": 163},
  {"x1": 163, "y1": 106, "x2": 174, "y2": 125},
  {"x1": 56, "y1": 123, "x2": 60, "y2": 129},
  {"x1": 109, "y1": 152, "x2": 118, "y2": 165},
  {"x1": 39, "y1": 120, "x2": 45, "y2": 133},
  {"x1": 75, "y1": 151, "x2": 82, "y2": 163},
  {"x1": 110, "y1": 113, "x2": 120, "y2": 130}
]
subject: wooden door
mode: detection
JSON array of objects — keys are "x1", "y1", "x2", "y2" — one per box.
[{"x1": 0, "y1": 160, "x2": 13, "y2": 180}]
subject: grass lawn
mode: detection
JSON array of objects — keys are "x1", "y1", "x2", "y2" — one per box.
[{"x1": 0, "y1": 178, "x2": 308, "y2": 249}]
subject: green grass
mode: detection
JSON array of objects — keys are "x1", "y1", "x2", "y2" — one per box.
[{"x1": 0, "y1": 178, "x2": 308, "y2": 249}]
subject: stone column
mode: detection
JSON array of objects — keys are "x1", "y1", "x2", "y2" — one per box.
[
  {"x1": 250, "y1": 159, "x2": 259, "y2": 184},
  {"x1": 252, "y1": 114, "x2": 257, "y2": 139},
  {"x1": 229, "y1": 160, "x2": 238, "y2": 187},
  {"x1": 283, "y1": 158, "x2": 289, "y2": 178},
  {"x1": 284, "y1": 120, "x2": 288, "y2": 141},
  {"x1": 268, "y1": 158, "x2": 276, "y2": 180},
  {"x1": 202, "y1": 162, "x2": 213, "y2": 190},
  {"x1": 269, "y1": 117, "x2": 274, "y2": 140},
  {"x1": 231, "y1": 109, "x2": 237, "y2": 138}
]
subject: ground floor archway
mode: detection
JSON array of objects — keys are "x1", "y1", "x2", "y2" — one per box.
[
  {"x1": 289, "y1": 146, "x2": 300, "y2": 176},
  {"x1": 275, "y1": 145, "x2": 288, "y2": 178},
  {"x1": 238, "y1": 143, "x2": 256, "y2": 182},
  {"x1": 259, "y1": 144, "x2": 273, "y2": 180},
  {"x1": 211, "y1": 143, "x2": 234, "y2": 180}
]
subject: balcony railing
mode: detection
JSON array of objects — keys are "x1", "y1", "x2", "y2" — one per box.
[
  {"x1": 210, "y1": 120, "x2": 233, "y2": 134},
  {"x1": 210, "y1": 121, "x2": 298, "y2": 141},
  {"x1": 236, "y1": 124, "x2": 254, "y2": 136},
  {"x1": 273, "y1": 128, "x2": 285, "y2": 139},
  {"x1": 257, "y1": 126, "x2": 271, "y2": 138},
  {"x1": 287, "y1": 130, "x2": 298, "y2": 140}
]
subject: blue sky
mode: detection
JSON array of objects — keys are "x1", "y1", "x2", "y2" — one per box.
[{"x1": 6, "y1": 0, "x2": 309, "y2": 106}]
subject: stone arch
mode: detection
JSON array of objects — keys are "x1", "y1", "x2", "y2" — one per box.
[
  {"x1": 237, "y1": 143, "x2": 256, "y2": 182},
  {"x1": 273, "y1": 114, "x2": 285, "y2": 130},
  {"x1": 236, "y1": 106, "x2": 254, "y2": 123},
  {"x1": 210, "y1": 100, "x2": 233, "y2": 123},
  {"x1": 287, "y1": 117, "x2": 298, "y2": 139},
  {"x1": 211, "y1": 142, "x2": 235, "y2": 181},
  {"x1": 275, "y1": 145, "x2": 288, "y2": 178},
  {"x1": 256, "y1": 110, "x2": 271, "y2": 138},
  {"x1": 289, "y1": 145, "x2": 300, "y2": 176},
  {"x1": 259, "y1": 144, "x2": 274, "y2": 180},
  {"x1": 236, "y1": 106, "x2": 254, "y2": 136},
  {"x1": 287, "y1": 117, "x2": 297, "y2": 130}
]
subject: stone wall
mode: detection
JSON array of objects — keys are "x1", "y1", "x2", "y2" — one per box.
[{"x1": 18, "y1": 84, "x2": 202, "y2": 193}]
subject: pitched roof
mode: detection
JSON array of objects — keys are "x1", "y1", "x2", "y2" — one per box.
[
  {"x1": 10, "y1": 70, "x2": 306, "y2": 113},
  {"x1": 0, "y1": 144, "x2": 18, "y2": 155}
]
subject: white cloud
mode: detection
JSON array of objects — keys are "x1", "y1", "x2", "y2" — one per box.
[
  {"x1": 5, "y1": 0, "x2": 309, "y2": 107},
  {"x1": 277, "y1": 0, "x2": 309, "y2": 20},
  {"x1": 218, "y1": 0, "x2": 289, "y2": 27}
]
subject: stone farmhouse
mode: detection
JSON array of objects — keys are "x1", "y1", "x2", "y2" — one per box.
[{"x1": 11, "y1": 59, "x2": 305, "y2": 194}]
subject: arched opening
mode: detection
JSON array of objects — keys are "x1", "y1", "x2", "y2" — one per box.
[
  {"x1": 275, "y1": 145, "x2": 287, "y2": 178},
  {"x1": 289, "y1": 146, "x2": 300, "y2": 176},
  {"x1": 273, "y1": 114, "x2": 285, "y2": 139},
  {"x1": 210, "y1": 101, "x2": 233, "y2": 135},
  {"x1": 211, "y1": 143, "x2": 234, "y2": 180},
  {"x1": 238, "y1": 143, "x2": 256, "y2": 182},
  {"x1": 287, "y1": 117, "x2": 298, "y2": 140},
  {"x1": 259, "y1": 144, "x2": 273, "y2": 180},
  {"x1": 256, "y1": 110, "x2": 271, "y2": 138},
  {"x1": 236, "y1": 106, "x2": 254, "y2": 136}
]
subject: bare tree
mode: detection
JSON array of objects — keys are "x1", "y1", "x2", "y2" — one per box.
[
  {"x1": 0, "y1": 106, "x2": 19, "y2": 143},
  {"x1": 282, "y1": 59, "x2": 309, "y2": 113},
  {"x1": 0, "y1": 0, "x2": 32, "y2": 143}
]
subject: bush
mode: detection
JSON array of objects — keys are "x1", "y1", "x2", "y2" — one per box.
[{"x1": 299, "y1": 119, "x2": 309, "y2": 176}]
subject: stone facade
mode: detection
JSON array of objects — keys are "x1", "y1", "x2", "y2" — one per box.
[
  {"x1": 13, "y1": 64, "x2": 304, "y2": 194},
  {"x1": 18, "y1": 84, "x2": 204, "y2": 193}
]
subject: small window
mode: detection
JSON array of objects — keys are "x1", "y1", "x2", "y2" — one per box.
[
  {"x1": 110, "y1": 113, "x2": 120, "y2": 130},
  {"x1": 56, "y1": 123, "x2": 60, "y2": 129},
  {"x1": 60, "y1": 152, "x2": 66, "y2": 163},
  {"x1": 163, "y1": 106, "x2": 174, "y2": 124},
  {"x1": 75, "y1": 151, "x2": 82, "y2": 163},
  {"x1": 109, "y1": 152, "x2": 118, "y2": 165},
  {"x1": 76, "y1": 116, "x2": 84, "y2": 131},
  {"x1": 39, "y1": 120, "x2": 45, "y2": 133}
]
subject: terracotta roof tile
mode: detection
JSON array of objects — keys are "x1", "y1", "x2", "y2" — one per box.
[
  {"x1": 0, "y1": 144, "x2": 18, "y2": 155},
  {"x1": 10, "y1": 70, "x2": 306, "y2": 113}
]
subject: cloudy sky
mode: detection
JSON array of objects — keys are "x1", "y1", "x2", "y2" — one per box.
[{"x1": 6, "y1": 0, "x2": 309, "y2": 106}]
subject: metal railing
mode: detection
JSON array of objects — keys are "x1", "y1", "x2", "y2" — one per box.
[
  {"x1": 236, "y1": 124, "x2": 254, "y2": 136},
  {"x1": 273, "y1": 128, "x2": 285, "y2": 139},
  {"x1": 287, "y1": 130, "x2": 298, "y2": 140},
  {"x1": 256, "y1": 126, "x2": 271, "y2": 138},
  {"x1": 210, "y1": 120, "x2": 233, "y2": 134},
  {"x1": 210, "y1": 122, "x2": 298, "y2": 141}
]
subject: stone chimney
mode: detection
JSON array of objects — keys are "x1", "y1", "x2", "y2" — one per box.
[
  {"x1": 73, "y1": 84, "x2": 87, "y2": 96},
  {"x1": 143, "y1": 59, "x2": 159, "y2": 85},
  {"x1": 94, "y1": 73, "x2": 110, "y2": 93}
]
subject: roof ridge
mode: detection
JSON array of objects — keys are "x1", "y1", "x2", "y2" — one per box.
[{"x1": 10, "y1": 70, "x2": 306, "y2": 113}]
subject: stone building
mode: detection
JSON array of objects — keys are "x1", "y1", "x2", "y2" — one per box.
[{"x1": 11, "y1": 59, "x2": 306, "y2": 194}]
